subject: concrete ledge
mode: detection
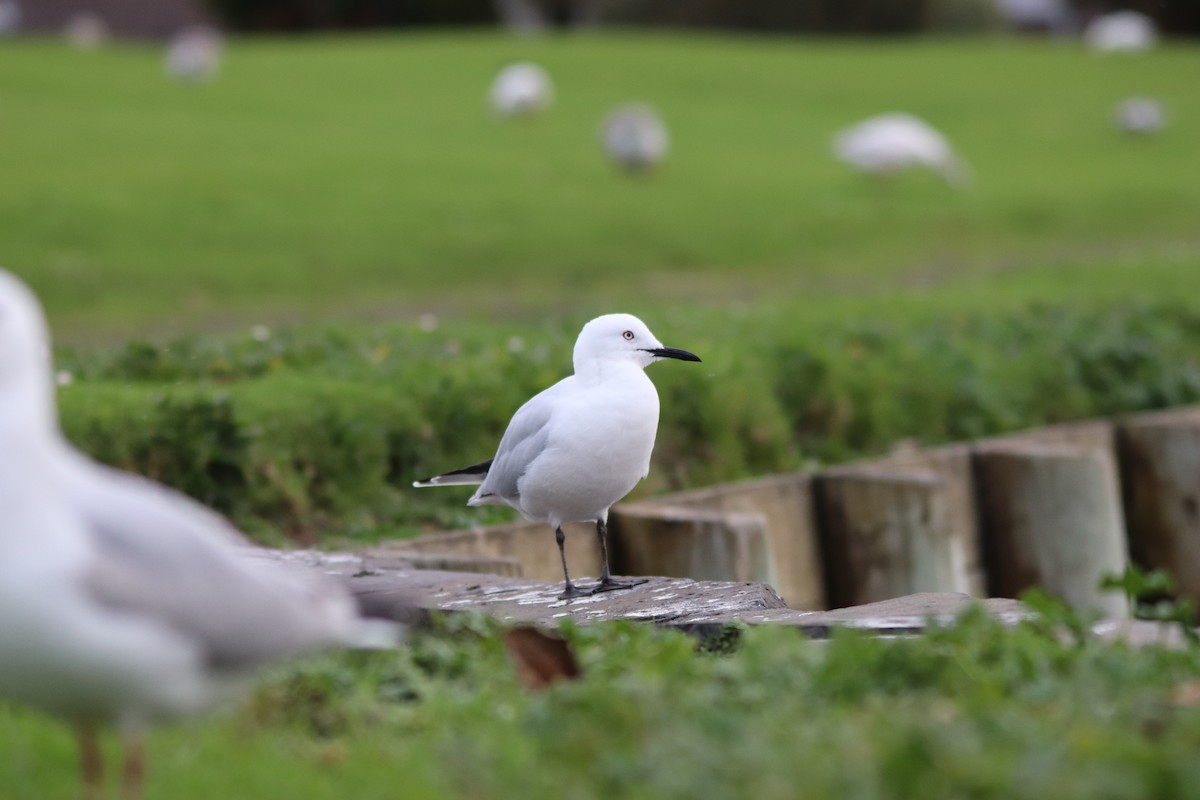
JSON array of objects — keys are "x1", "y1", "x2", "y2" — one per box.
[
  {"x1": 372, "y1": 519, "x2": 600, "y2": 584},
  {"x1": 382, "y1": 551, "x2": 525, "y2": 577},
  {"x1": 251, "y1": 550, "x2": 1191, "y2": 647},
  {"x1": 253, "y1": 549, "x2": 1027, "y2": 638}
]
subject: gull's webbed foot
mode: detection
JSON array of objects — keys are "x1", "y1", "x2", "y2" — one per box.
[
  {"x1": 589, "y1": 577, "x2": 649, "y2": 595},
  {"x1": 557, "y1": 582, "x2": 588, "y2": 600}
]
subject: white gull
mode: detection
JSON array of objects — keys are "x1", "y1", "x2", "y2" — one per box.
[
  {"x1": 0, "y1": 269, "x2": 400, "y2": 799},
  {"x1": 415, "y1": 314, "x2": 700, "y2": 599}
]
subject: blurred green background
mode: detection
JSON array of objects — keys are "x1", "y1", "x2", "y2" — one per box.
[
  {"x1": 3, "y1": 30, "x2": 1196, "y2": 543},
  {"x1": 3, "y1": 34, "x2": 1198, "y2": 339}
]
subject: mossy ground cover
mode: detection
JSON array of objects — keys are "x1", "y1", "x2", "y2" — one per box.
[{"x1": 4, "y1": 608, "x2": 1200, "y2": 800}]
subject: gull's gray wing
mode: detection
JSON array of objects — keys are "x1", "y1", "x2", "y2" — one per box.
[
  {"x1": 472, "y1": 376, "x2": 572, "y2": 505},
  {"x1": 57, "y1": 451, "x2": 387, "y2": 671}
]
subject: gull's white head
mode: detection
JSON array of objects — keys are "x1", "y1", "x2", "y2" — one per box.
[
  {"x1": 0, "y1": 270, "x2": 53, "y2": 395},
  {"x1": 573, "y1": 313, "x2": 701, "y2": 372}
]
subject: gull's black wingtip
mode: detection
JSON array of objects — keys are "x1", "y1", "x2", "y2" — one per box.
[
  {"x1": 412, "y1": 459, "x2": 494, "y2": 488},
  {"x1": 445, "y1": 459, "x2": 493, "y2": 477}
]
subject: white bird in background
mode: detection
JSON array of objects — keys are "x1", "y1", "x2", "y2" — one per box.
[
  {"x1": 165, "y1": 25, "x2": 224, "y2": 82},
  {"x1": 601, "y1": 104, "x2": 670, "y2": 173},
  {"x1": 415, "y1": 314, "x2": 701, "y2": 599},
  {"x1": 0, "y1": 270, "x2": 401, "y2": 800},
  {"x1": 1084, "y1": 10, "x2": 1158, "y2": 53},
  {"x1": 63, "y1": 11, "x2": 108, "y2": 49},
  {"x1": 489, "y1": 62, "x2": 554, "y2": 117},
  {"x1": 1113, "y1": 96, "x2": 1165, "y2": 136},
  {"x1": 0, "y1": 0, "x2": 21, "y2": 36},
  {"x1": 833, "y1": 112, "x2": 969, "y2": 186},
  {"x1": 993, "y1": 0, "x2": 1073, "y2": 34}
]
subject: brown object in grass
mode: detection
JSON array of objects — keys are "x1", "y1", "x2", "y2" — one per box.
[{"x1": 503, "y1": 627, "x2": 581, "y2": 690}]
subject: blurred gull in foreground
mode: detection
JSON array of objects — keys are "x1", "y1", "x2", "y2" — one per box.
[
  {"x1": 601, "y1": 104, "x2": 669, "y2": 173},
  {"x1": 415, "y1": 314, "x2": 700, "y2": 599},
  {"x1": 1084, "y1": 10, "x2": 1158, "y2": 53},
  {"x1": 489, "y1": 62, "x2": 553, "y2": 117},
  {"x1": 1113, "y1": 96, "x2": 1165, "y2": 136},
  {"x1": 0, "y1": 270, "x2": 400, "y2": 799},
  {"x1": 165, "y1": 25, "x2": 224, "y2": 82},
  {"x1": 833, "y1": 113, "x2": 969, "y2": 186}
]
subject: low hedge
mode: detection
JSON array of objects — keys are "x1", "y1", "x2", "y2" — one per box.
[{"x1": 55, "y1": 300, "x2": 1200, "y2": 543}]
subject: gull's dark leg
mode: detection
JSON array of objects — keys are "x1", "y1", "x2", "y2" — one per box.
[
  {"x1": 597, "y1": 517, "x2": 614, "y2": 583},
  {"x1": 590, "y1": 518, "x2": 648, "y2": 594},
  {"x1": 78, "y1": 726, "x2": 103, "y2": 800},
  {"x1": 556, "y1": 526, "x2": 586, "y2": 599},
  {"x1": 121, "y1": 734, "x2": 146, "y2": 800}
]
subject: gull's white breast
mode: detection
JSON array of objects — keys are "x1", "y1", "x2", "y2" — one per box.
[{"x1": 516, "y1": 365, "x2": 660, "y2": 525}]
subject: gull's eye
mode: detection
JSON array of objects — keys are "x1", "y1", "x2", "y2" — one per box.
[{"x1": 622, "y1": 330, "x2": 635, "y2": 341}]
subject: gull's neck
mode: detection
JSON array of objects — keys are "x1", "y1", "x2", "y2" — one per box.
[
  {"x1": 0, "y1": 377, "x2": 60, "y2": 448},
  {"x1": 573, "y1": 357, "x2": 646, "y2": 385}
]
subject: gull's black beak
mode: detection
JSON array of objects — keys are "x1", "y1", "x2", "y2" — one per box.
[{"x1": 643, "y1": 347, "x2": 702, "y2": 363}]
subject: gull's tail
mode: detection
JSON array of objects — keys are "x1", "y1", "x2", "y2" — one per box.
[{"x1": 412, "y1": 459, "x2": 493, "y2": 488}]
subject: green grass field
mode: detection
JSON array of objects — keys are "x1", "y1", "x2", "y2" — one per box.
[
  {"x1": 2, "y1": 32, "x2": 1198, "y2": 338},
  {"x1": 4, "y1": 31, "x2": 1200, "y2": 799},
  {"x1": 5, "y1": 609, "x2": 1200, "y2": 800}
]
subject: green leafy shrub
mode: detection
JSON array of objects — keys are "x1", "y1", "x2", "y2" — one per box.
[
  {"x1": 55, "y1": 300, "x2": 1200, "y2": 544},
  {"x1": 6, "y1": 605, "x2": 1200, "y2": 799},
  {"x1": 219, "y1": 608, "x2": 1200, "y2": 800}
]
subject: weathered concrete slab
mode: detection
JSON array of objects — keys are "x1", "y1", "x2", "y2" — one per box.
[
  {"x1": 255, "y1": 550, "x2": 1196, "y2": 647},
  {"x1": 371, "y1": 519, "x2": 600, "y2": 584},
  {"x1": 254, "y1": 548, "x2": 788, "y2": 628},
  {"x1": 974, "y1": 441, "x2": 1129, "y2": 618},
  {"x1": 359, "y1": 569, "x2": 789, "y2": 631},
  {"x1": 620, "y1": 473, "x2": 826, "y2": 610},
  {"x1": 983, "y1": 417, "x2": 1118, "y2": 455},
  {"x1": 611, "y1": 503, "x2": 775, "y2": 586},
  {"x1": 251, "y1": 550, "x2": 1030, "y2": 638},
  {"x1": 1116, "y1": 407, "x2": 1200, "y2": 610},
  {"x1": 381, "y1": 551, "x2": 525, "y2": 577},
  {"x1": 883, "y1": 443, "x2": 987, "y2": 596},
  {"x1": 674, "y1": 592, "x2": 1030, "y2": 638},
  {"x1": 814, "y1": 466, "x2": 968, "y2": 607},
  {"x1": 809, "y1": 592, "x2": 1026, "y2": 628}
]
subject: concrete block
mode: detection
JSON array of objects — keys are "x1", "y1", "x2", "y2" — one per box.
[
  {"x1": 974, "y1": 441, "x2": 1129, "y2": 617},
  {"x1": 610, "y1": 503, "x2": 775, "y2": 585},
  {"x1": 623, "y1": 473, "x2": 824, "y2": 608},
  {"x1": 375, "y1": 520, "x2": 601, "y2": 584},
  {"x1": 1117, "y1": 407, "x2": 1200, "y2": 606},
  {"x1": 815, "y1": 466, "x2": 971, "y2": 607}
]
